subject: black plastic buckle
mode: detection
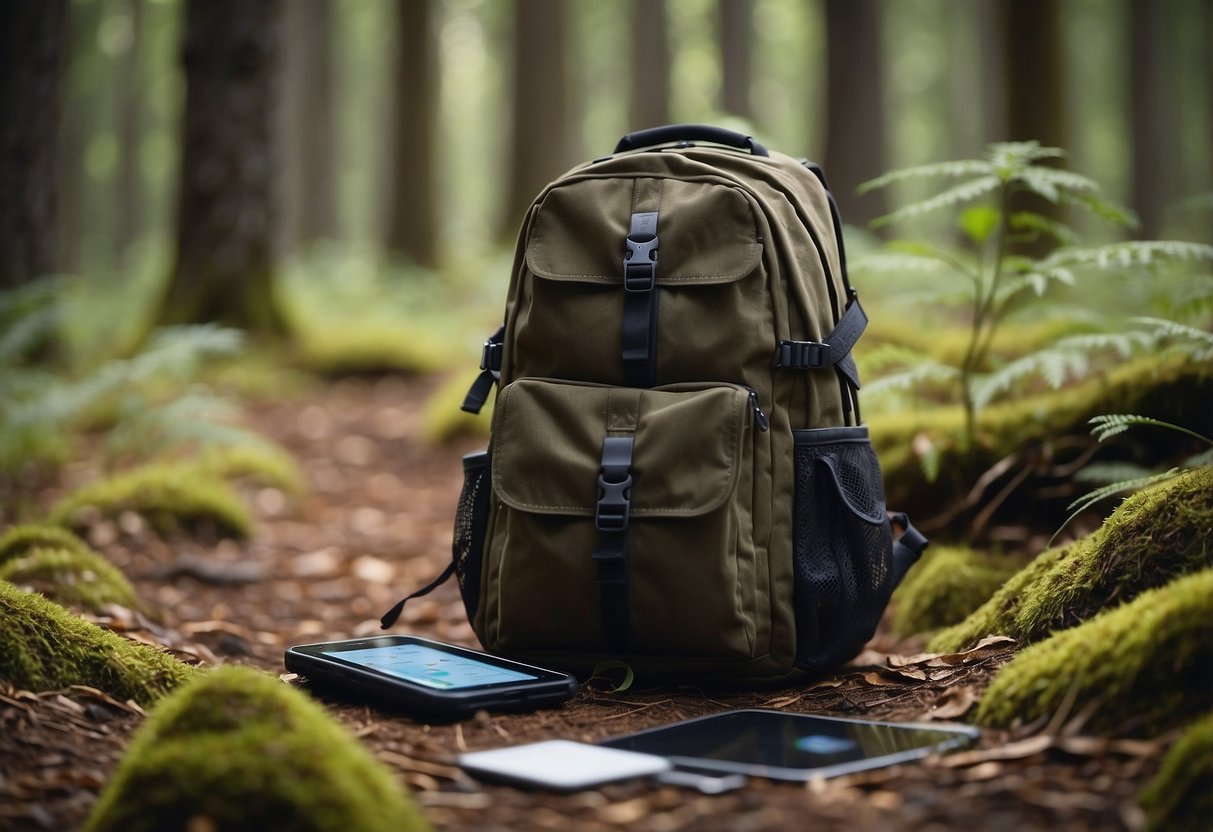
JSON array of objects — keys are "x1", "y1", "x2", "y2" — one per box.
[
  {"x1": 624, "y1": 236, "x2": 658, "y2": 292},
  {"x1": 480, "y1": 338, "x2": 503, "y2": 372},
  {"x1": 777, "y1": 339, "x2": 830, "y2": 369},
  {"x1": 594, "y1": 472, "x2": 633, "y2": 531}
]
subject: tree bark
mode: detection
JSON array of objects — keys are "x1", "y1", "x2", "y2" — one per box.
[
  {"x1": 282, "y1": 0, "x2": 337, "y2": 254},
  {"x1": 719, "y1": 0, "x2": 752, "y2": 120},
  {"x1": 385, "y1": 0, "x2": 439, "y2": 267},
  {"x1": 162, "y1": 0, "x2": 286, "y2": 334},
  {"x1": 1129, "y1": 0, "x2": 1179, "y2": 239},
  {"x1": 823, "y1": 0, "x2": 887, "y2": 226},
  {"x1": 629, "y1": 0, "x2": 670, "y2": 130},
  {"x1": 0, "y1": 0, "x2": 68, "y2": 287},
  {"x1": 502, "y1": 0, "x2": 574, "y2": 240},
  {"x1": 114, "y1": 0, "x2": 145, "y2": 265}
]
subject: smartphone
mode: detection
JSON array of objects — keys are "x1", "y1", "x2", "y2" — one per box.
[
  {"x1": 284, "y1": 635, "x2": 577, "y2": 719},
  {"x1": 599, "y1": 709, "x2": 978, "y2": 782}
]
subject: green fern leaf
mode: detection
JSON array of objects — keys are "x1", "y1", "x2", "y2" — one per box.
[
  {"x1": 864, "y1": 361, "x2": 961, "y2": 398},
  {"x1": 871, "y1": 175, "x2": 1002, "y2": 228},
  {"x1": 857, "y1": 159, "x2": 991, "y2": 194},
  {"x1": 1073, "y1": 461, "x2": 1157, "y2": 485}
]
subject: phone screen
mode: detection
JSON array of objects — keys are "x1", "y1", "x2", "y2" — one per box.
[
  {"x1": 600, "y1": 709, "x2": 977, "y2": 780},
  {"x1": 328, "y1": 643, "x2": 539, "y2": 690}
]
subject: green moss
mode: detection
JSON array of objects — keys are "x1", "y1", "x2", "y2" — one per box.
[
  {"x1": 0, "y1": 524, "x2": 95, "y2": 562},
  {"x1": 891, "y1": 546, "x2": 1024, "y2": 637},
  {"x1": 86, "y1": 666, "x2": 431, "y2": 832},
  {"x1": 871, "y1": 354, "x2": 1213, "y2": 511},
  {"x1": 929, "y1": 467, "x2": 1213, "y2": 652},
  {"x1": 295, "y1": 324, "x2": 448, "y2": 376},
  {"x1": 191, "y1": 444, "x2": 305, "y2": 498},
  {"x1": 974, "y1": 568, "x2": 1213, "y2": 735},
  {"x1": 419, "y1": 370, "x2": 493, "y2": 442},
  {"x1": 0, "y1": 547, "x2": 144, "y2": 613},
  {"x1": 47, "y1": 464, "x2": 253, "y2": 539},
  {"x1": 1139, "y1": 711, "x2": 1213, "y2": 832},
  {"x1": 0, "y1": 580, "x2": 197, "y2": 703}
]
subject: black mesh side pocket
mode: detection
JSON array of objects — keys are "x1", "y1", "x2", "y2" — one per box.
[
  {"x1": 792, "y1": 427, "x2": 894, "y2": 673},
  {"x1": 452, "y1": 450, "x2": 491, "y2": 621}
]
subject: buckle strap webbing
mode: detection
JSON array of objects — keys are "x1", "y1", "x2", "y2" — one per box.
[
  {"x1": 461, "y1": 324, "x2": 505, "y2": 414},
  {"x1": 775, "y1": 296, "x2": 867, "y2": 389},
  {"x1": 592, "y1": 435, "x2": 634, "y2": 649},
  {"x1": 621, "y1": 211, "x2": 659, "y2": 387}
]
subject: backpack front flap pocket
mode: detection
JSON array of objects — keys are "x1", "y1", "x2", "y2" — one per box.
[{"x1": 484, "y1": 378, "x2": 758, "y2": 659}]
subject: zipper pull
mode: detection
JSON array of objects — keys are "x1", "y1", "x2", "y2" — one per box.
[{"x1": 747, "y1": 388, "x2": 770, "y2": 432}]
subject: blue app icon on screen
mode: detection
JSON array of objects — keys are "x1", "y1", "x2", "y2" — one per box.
[{"x1": 794, "y1": 735, "x2": 858, "y2": 755}]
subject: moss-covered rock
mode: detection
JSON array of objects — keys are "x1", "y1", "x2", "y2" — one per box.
[
  {"x1": 1139, "y1": 711, "x2": 1213, "y2": 832},
  {"x1": 47, "y1": 464, "x2": 253, "y2": 539},
  {"x1": 891, "y1": 546, "x2": 1023, "y2": 637},
  {"x1": 191, "y1": 444, "x2": 305, "y2": 498},
  {"x1": 930, "y1": 467, "x2": 1213, "y2": 652},
  {"x1": 0, "y1": 523, "x2": 95, "y2": 561},
  {"x1": 0, "y1": 546, "x2": 143, "y2": 613},
  {"x1": 871, "y1": 354, "x2": 1213, "y2": 513},
  {"x1": 295, "y1": 323, "x2": 448, "y2": 376},
  {"x1": 85, "y1": 666, "x2": 431, "y2": 832},
  {"x1": 0, "y1": 580, "x2": 196, "y2": 703},
  {"x1": 974, "y1": 568, "x2": 1213, "y2": 735}
]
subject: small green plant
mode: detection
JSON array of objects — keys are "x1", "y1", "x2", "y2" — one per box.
[
  {"x1": 1052, "y1": 414, "x2": 1212, "y2": 544},
  {"x1": 856, "y1": 142, "x2": 1213, "y2": 450}
]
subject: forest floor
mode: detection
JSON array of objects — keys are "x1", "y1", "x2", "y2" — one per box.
[{"x1": 0, "y1": 375, "x2": 1171, "y2": 831}]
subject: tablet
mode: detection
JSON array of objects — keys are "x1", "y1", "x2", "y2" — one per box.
[{"x1": 599, "y1": 709, "x2": 979, "y2": 782}]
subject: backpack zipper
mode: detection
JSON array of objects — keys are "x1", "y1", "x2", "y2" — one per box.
[{"x1": 746, "y1": 387, "x2": 770, "y2": 432}]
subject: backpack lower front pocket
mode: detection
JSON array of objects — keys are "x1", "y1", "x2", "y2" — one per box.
[{"x1": 482, "y1": 378, "x2": 759, "y2": 659}]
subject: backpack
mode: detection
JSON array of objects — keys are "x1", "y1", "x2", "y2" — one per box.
[{"x1": 383, "y1": 125, "x2": 927, "y2": 684}]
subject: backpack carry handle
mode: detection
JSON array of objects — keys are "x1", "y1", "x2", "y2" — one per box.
[{"x1": 614, "y1": 124, "x2": 769, "y2": 157}]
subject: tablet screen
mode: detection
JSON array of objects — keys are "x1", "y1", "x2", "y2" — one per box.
[
  {"x1": 328, "y1": 643, "x2": 538, "y2": 690},
  {"x1": 600, "y1": 709, "x2": 977, "y2": 780}
]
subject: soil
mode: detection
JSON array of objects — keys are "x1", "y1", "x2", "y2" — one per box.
[{"x1": 0, "y1": 375, "x2": 1169, "y2": 831}]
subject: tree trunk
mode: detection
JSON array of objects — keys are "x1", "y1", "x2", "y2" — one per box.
[
  {"x1": 998, "y1": 0, "x2": 1067, "y2": 255},
  {"x1": 0, "y1": 0, "x2": 68, "y2": 287},
  {"x1": 114, "y1": 0, "x2": 145, "y2": 265},
  {"x1": 502, "y1": 0, "x2": 574, "y2": 240},
  {"x1": 823, "y1": 0, "x2": 887, "y2": 226},
  {"x1": 719, "y1": 0, "x2": 752, "y2": 120},
  {"x1": 629, "y1": 0, "x2": 670, "y2": 130},
  {"x1": 162, "y1": 0, "x2": 285, "y2": 335},
  {"x1": 385, "y1": 0, "x2": 439, "y2": 268},
  {"x1": 1129, "y1": 0, "x2": 1179, "y2": 239},
  {"x1": 282, "y1": 0, "x2": 337, "y2": 254}
]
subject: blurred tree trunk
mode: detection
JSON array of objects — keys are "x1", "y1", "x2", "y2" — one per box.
[
  {"x1": 823, "y1": 0, "x2": 886, "y2": 226},
  {"x1": 114, "y1": 0, "x2": 145, "y2": 265},
  {"x1": 1129, "y1": 0, "x2": 1179, "y2": 239},
  {"x1": 719, "y1": 0, "x2": 752, "y2": 120},
  {"x1": 629, "y1": 0, "x2": 670, "y2": 130},
  {"x1": 385, "y1": 0, "x2": 438, "y2": 268},
  {"x1": 0, "y1": 0, "x2": 68, "y2": 287},
  {"x1": 976, "y1": 0, "x2": 1006, "y2": 146},
  {"x1": 998, "y1": 0, "x2": 1066, "y2": 256},
  {"x1": 502, "y1": 0, "x2": 573, "y2": 240},
  {"x1": 161, "y1": 0, "x2": 286, "y2": 334},
  {"x1": 282, "y1": 0, "x2": 337, "y2": 254}
]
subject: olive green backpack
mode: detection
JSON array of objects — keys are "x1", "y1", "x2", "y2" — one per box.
[{"x1": 383, "y1": 125, "x2": 926, "y2": 683}]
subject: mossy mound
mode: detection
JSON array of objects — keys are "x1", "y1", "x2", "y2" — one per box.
[
  {"x1": 0, "y1": 546, "x2": 143, "y2": 613},
  {"x1": 420, "y1": 369, "x2": 493, "y2": 442},
  {"x1": 0, "y1": 523, "x2": 95, "y2": 561},
  {"x1": 974, "y1": 568, "x2": 1213, "y2": 735},
  {"x1": 871, "y1": 354, "x2": 1212, "y2": 513},
  {"x1": 891, "y1": 546, "x2": 1023, "y2": 637},
  {"x1": 191, "y1": 444, "x2": 306, "y2": 498},
  {"x1": 295, "y1": 324, "x2": 448, "y2": 376},
  {"x1": 1139, "y1": 711, "x2": 1213, "y2": 831},
  {"x1": 85, "y1": 666, "x2": 431, "y2": 832},
  {"x1": 930, "y1": 467, "x2": 1213, "y2": 652},
  {"x1": 47, "y1": 464, "x2": 253, "y2": 539},
  {"x1": 0, "y1": 580, "x2": 196, "y2": 703}
]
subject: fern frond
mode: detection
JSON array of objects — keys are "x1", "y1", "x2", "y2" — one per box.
[
  {"x1": 1016, "y1": 167, "x2": 1101, "y2": 203},
  {"x1": 971, "y1": 348, "x2": 1090, "y2": 410},
  {"x1": 850, "y1": 251, "x2": 950, "y2": 276},
  {"x1": 1130, "y1": 316, "x2": 1213, "y2": 349},
  {"x1": 1049, "y1": 468, "x2": 1182, "y2": 546},
  {"x1": 1089, "y1": 413, "x2": 1213, "y2": 446},
  {"x1": 1061, "y1": 190, "x2": 1139, "y2": 228},
  {"x1": 1008, "y1": 212, "x2": 1080, "y2": 246},
  {"x1": 1072, "y1": 461, "x2": 1157, "y2": 485},
  {"x1": 987, "y1": 142, "x2": 1066, "y2": 168},
  {"x1": 103, "y1": 389, "x2": 270, "y2": 463},
  {"x1": 1052, "y1": 330, "x2": 1155, "y2": 359},
  {"x1": 857, "y1": 159, "x2": 990, "y2": 194},
  {"x1": 871, "y1": 175, "x2": 1002, "y2": 228},
  {"x1": 864, "y1": 361, "x2": 960, "y2": 398}
]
